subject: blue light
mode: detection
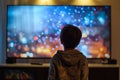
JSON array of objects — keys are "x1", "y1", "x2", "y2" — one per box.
[
  {"x1": 84, "y1": 17, "x2": 90, "y2": 25},
  {"x1": 9, "y1": 42, "x2": 14, "y2": 47},
  {"x1": 82, "y1": 45, "x2": 87, "y2": 50},
  {"x1": 21, "y1": 37, "x2": 27, "y2": 44},
  {"x1": 26, "y1": 52, "x2": 33, "y2": 57},
  {"x1": 98, "y1": 17, "x2": 105, "y2": 25},
  {"x1": 45, "y1": 30, "x2": 49, "y2": 34},
  {"x1": 38, "y1": 39, "x2": 42, "y2": 43}
]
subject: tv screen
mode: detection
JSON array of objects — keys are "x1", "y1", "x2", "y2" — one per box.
[{"x1": 7, "y1": 5, "x2": 111, "y2": 59}]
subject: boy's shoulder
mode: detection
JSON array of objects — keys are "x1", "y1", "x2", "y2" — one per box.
[
  {"x1": 55, "y1": 49, "x2": 86, "y2": 58},
  {"x1": 51, "y1": 49, "x2": 87, "y2": 66},
  {"x1": 57, "y1": 49, "x2": 83, "y2": 54}
]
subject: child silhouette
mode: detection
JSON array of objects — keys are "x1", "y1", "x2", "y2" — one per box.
[{"x1": 48, "y1": 24, "x2": 88, "y2": 80}]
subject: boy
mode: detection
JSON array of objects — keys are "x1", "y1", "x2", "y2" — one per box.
[{"x1": 48, "y1": 24, "x2": 88, "y2": 80}]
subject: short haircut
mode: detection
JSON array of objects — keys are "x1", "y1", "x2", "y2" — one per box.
[{"x1": 60, "y1": 24, "x2": 82, "y2": 49}]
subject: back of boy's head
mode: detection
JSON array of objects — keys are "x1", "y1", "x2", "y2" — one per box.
[{"x1": 60, "y1": 24, "x2": 82, "y2": 49}]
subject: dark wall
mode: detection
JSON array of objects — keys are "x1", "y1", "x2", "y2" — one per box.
[
  {"x1": 0, "y1": 0, "x2": 6, "y2": 63},
  {"x1": 0, "y1": 0, "x2": 2, "y2": 63}
]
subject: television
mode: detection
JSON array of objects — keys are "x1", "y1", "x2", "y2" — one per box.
[{"x1": 7, "y1": 5, "x2": 111, "y2": 59}]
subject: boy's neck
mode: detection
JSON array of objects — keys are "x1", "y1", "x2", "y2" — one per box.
[{"x1": 64, "y1": 48, "x2": 74, "y2": 51}]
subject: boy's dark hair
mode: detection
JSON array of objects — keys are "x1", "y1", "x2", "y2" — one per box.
[{"x1": 60, "y1": 24, "x2": 82, "y2": 49}]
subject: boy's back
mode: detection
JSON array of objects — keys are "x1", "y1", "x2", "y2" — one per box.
[{"x1": 48, "y1": 49, "x2": 88, "y2": 80}]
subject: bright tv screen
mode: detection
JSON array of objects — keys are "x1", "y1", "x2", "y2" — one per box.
[{"x1": 7, "y1": 5, "x2": 111, "y2": 58}]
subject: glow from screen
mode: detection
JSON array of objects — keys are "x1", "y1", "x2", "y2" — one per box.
[{"x1": 7, "y1": 6, "x2": 111, "y2": 58}]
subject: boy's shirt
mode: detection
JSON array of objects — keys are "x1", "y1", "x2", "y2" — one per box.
[{"x1": 48, "y1": 49, "x2": 88, "y2": 80}]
